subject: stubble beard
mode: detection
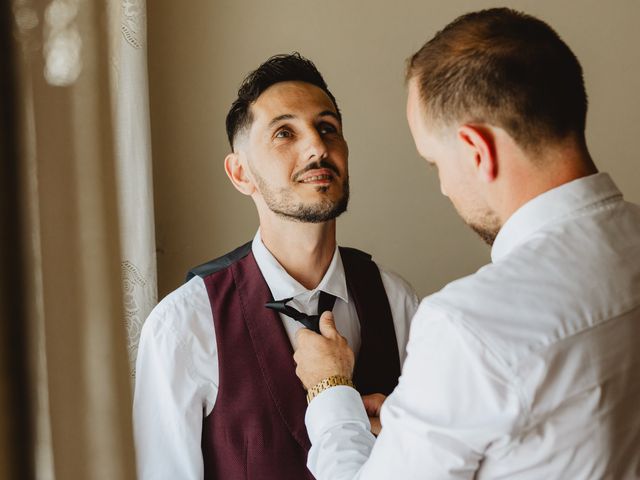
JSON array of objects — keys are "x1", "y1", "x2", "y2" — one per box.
[
  {"x1": 457, "y1": 205, "x2": 502, "y2": 246},
  {"x1": 254, "y1": 171, "x2": 350, "y2": 224},
  {"x1": 468, "y1": 220, "x2": 501, "y2": 246}
]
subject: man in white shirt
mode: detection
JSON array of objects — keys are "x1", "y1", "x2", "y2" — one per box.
[
  {"x1": 133, "y1": 53, "x2": 418, "y2": 479},
  {"x1": 294, "y1": 8, "x2": 640, "y2": 479}
]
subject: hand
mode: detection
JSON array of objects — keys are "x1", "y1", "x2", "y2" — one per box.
[
  {"x1": 362, "y1": 393, "x2": 386, "y2": 436},
  {"x1": 293, "y1": 311, "x2": 355, "y2": 389}
]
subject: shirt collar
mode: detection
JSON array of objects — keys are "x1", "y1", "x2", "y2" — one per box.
[
  {"x1": 251, "y1": 230, "x2": 349, "y2": 305},
  {"x1": 491, "y1": 173, "x2": 623, "y2": 262}
]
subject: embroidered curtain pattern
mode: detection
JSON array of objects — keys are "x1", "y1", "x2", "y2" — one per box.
[{"x1": 108, "y1": 0, "x2": 157, "y2": 376}]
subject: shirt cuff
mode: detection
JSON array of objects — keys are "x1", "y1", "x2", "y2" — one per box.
[{"x1": 305, "y1": 385, "x2": 369, "y2": 441}]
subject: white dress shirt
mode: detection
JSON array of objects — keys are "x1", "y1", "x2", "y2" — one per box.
[
  {"x1": 306, "y1": 173, "x2": 640, "y2": 480},
  {"x1": 133, "y1": 231, "x2": 419, "y2": 479}
]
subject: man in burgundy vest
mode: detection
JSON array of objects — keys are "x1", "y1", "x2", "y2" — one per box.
[{"x1": 133, "y1": 53, "x2": 418, "y2": 479}]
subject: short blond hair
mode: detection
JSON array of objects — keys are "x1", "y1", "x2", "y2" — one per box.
[{"x1": 407, "y1": 8, "x2": 588, "y2": 151}]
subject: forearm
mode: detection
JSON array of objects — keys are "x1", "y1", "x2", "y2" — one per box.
[{"x1": 305, "y1": 386, "x2": 373, "y2": 480}]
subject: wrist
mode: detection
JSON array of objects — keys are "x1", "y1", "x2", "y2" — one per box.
[{"x1": 306, "y1": 374, "x2": 354, "y2": 404}]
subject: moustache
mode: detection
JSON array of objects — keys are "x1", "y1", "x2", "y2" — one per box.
[{"x1": 292, "y1": 160, "x2": 340, "y2": 182}]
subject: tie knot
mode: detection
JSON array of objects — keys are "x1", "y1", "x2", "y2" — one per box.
[{"x1": 264, "y1": 291, "x2": 337, "y2": 333}]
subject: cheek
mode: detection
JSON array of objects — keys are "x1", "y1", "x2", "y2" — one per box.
[
  {"x1": 269, "y1": 144, "x2": 302, "y2": 169},
  {"x1": 341, "y1": 141, "x2": 349, "y2": 162},
  {"x1": 338, "y1": 146, "x2": 349, "y2": 169},
  {"x1": 328, "y1": 138, "x2": 349, "y2": 166},
  {"x1": 329, "y1": 136, "x2": 347, "y2": 151}
]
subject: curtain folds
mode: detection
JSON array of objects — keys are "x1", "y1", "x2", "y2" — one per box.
[{"x1": 4, "y1": 0, "x2": 157, "y2": 477}]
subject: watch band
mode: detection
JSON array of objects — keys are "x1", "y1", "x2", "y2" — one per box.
[{"x1": 306, "y1": 375, "x2": 355, "y2": 404}]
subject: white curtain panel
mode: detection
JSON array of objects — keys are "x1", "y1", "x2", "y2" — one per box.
[
  {"x1": 10, "y1": 0, "x2": 138, "y2": 476},
  {"x1": 109, "y1": 0, "x2": 158, "y2": 376}
]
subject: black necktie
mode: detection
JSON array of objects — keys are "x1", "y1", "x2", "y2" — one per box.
[{"x1": 265, "y1": 291, "x2": 337, "y2": 333}]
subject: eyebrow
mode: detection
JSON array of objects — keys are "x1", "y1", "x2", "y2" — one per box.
[
  {"x1": 318, "y1": 110, "x2": 340, "y2": 122},
  {"x1": 267, "y1": 110, "x2": 341, "y2": 129},
  {"x1": 268, "y1": 114, "x2": 296, "y2": 129}
]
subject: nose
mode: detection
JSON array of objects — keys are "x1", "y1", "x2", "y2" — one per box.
[{"x1": 304, "y1": 129, "x2": 329, "y2": 161}]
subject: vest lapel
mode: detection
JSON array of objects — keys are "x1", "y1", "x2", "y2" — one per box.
[{"x1": 232, "y1": 253, "x2": 311, "y2": 451}]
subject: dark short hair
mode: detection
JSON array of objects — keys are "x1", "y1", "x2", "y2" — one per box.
[
  {"x1": 407, "y1": 8, "x2": 588, "y2": 151},
  {"x1": 225, "y1": 53, "x2": 341, "y2": 151}
]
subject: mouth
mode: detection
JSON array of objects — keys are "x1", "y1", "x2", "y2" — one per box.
[{"x1": 297, "y1": 168, "x2": 336, "y2": 185}]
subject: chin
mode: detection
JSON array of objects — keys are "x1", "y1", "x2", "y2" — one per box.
[
  {"x1": 274, "y1": 195, "x2": 349, "y2": 224},
  {"x1": 456, "y1": 204, "x2": 501, "y2": 246},
  {"x1": 469, "y1": 223, "x2": 500, "y2": 246}
]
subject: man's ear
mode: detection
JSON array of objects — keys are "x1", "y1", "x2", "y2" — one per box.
[
  {"x1": 224, "y1": 152, "x2": 255, "y2": 196},
  {"x1": 457, "y1": 125, "x2": 498, "y2": 183}
]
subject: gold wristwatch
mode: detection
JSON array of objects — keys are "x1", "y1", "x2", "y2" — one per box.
[{"x1": 306, "y1": 375, "x2": 355, "y2": 404}]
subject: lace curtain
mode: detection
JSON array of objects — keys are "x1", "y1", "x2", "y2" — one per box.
[{"x1": 108, "y1": 0, "x2": 157, "y2": 377}]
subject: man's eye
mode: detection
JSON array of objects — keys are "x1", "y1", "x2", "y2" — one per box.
[
  {"x1": 275, "y1": 129, "x2": 292, "y2": 138},
  {"x1": 318, "y1": 123, "x2": 338, "y2": 135}
]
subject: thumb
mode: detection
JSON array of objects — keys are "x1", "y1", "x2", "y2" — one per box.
[
  {"x1": 362, "y1": 393, "x2": 386, "y2": 417},
  {"x1": 318, "y1": 311, "x2": 338, "y2": 338}
]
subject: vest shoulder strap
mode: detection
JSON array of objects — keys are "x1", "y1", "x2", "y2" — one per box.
[
  {"x1": 187, "y1": 243, "x2": 374, "y2": 281},
  {"x1": 186, "y1": 241, "x2": 252, "y2": 282},
  {"x1": 338, "y1": 246, "x2": 373, "y2": 263}
]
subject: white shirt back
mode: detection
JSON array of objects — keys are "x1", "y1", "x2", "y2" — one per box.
[
  {"x1": 306, "y1": 173, "x2": 640, "y2": 479},
  {"x1": 433, "y1": 173, "x2": 640, "y2": 478}
]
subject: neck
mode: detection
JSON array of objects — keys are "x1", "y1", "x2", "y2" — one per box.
[
  {"x1": 496, "y1": 137, "x2": 598, "y2": 224},
  {"x1": 258, "y1": 214, "x2": 337, "y2": 290}
]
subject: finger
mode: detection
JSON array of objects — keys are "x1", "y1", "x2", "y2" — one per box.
[
  {"x1": 295, "y1": 325, "x2": 313, "y2": 342},
  {"x1": 362, "y1": 393, "x2": 386, "y2": 416},
  {"x1": 368, "y1": 416, "x2": 382, "y2": 437},
  {"x1": 318, "y1": 311, "x2": 338, "y2": 337}
]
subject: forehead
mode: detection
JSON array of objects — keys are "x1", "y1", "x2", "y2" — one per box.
[{"x1": 250, "y1": 81, "x2": 337, "y2": 124}]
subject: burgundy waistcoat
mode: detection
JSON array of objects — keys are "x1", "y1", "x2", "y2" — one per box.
[{"x1": 188, "y1": 242, "x2": 400, "y2": 480}]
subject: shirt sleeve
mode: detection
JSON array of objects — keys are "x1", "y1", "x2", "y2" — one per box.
[
  {"x1": 305, "y1": 301, "x2": 525, "y2": 480},
  {"x1": 133, "y1": 280, "x2": 218, "y2": 480}
]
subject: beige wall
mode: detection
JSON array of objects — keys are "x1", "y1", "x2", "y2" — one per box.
[{"x1": 148, "y1": 0, "x2": 640, "y2": 298}]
